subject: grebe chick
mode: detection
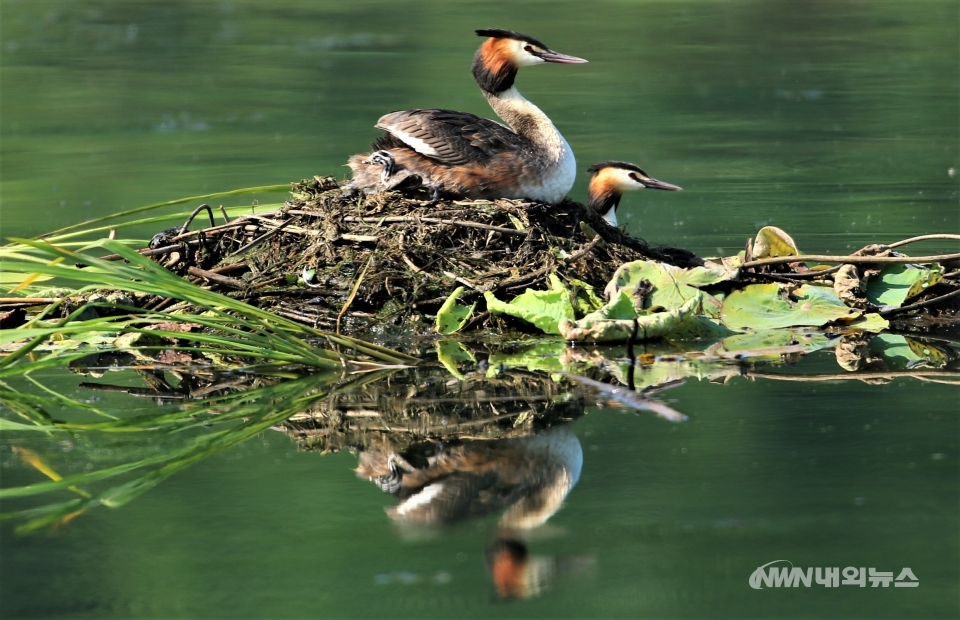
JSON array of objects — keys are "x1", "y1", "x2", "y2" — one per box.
[
  {"x1": 587, "y1": 160, "x2": 682, "y2": 227},
  {"x1": 347, "y1": 29, "x2": 587, "y2": 204}
]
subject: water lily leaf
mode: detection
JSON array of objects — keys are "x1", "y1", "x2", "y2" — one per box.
[
  {"x1": 567, "y1": 278, "x2": 605, "y2": 316},
  {"x1": 720, "y1": 283, "x2": 861, "y2": 331},
  {"x1": 585, "y1": 290, "x2": 638, "y2": 321},
  {"x1": 865, "y1": 264, "x2": 942, "y2": 308},
  {"x1": 845, "y1": 313, "x2": 889, "y2": 333},
  {"x1": 558, "y1": 295, "x2": 700, "y2": 343},
  {"x1": 868, "y1": 334, "x2": 947, "y2": 369},
  {"x1": 706, "y1": 329, "x2": 836, "y2": 358},
  {"x1": 436, "y1": 339, "x2": 476, "y2": 379},
  {"x1": 605, "y1": 260, "x2": 731, "y2": 312},
  {"x1": 435, "y1": 286, "x2": 476, "y2": 334},
  {"x1": 665, "y1": 313, "x2": 737, "y2": 341},
  {"x1": 487, "y1": 340, "x2": 567, "y2": 376},
  {"x1": 752, "y1": 226, "x2": 799, "y2": 258},
  {"x1": 484, "y1": 274, "x2": 574, "y2": 335},
  {"x1": 905, "y1": 337, "x2": 948, "y2": 367}
]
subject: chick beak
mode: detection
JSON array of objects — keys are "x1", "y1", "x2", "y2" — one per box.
[
  {"x1": 641, "y1": 178, "x2": 683, "y2": 191},
  {"x1": 537, "y1": 49, "x2": 588, "y2": 64}
]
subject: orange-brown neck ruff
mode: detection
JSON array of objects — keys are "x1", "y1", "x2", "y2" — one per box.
[
  {"x1": 488, "y1": 539, "x2": 529, "y2": 598},
  {"x1": 587, "y1": 173, "x2": 622, "y2": 215},
  {"x1": 472, "y1": 38, "x2": 517, "y2": 94}
]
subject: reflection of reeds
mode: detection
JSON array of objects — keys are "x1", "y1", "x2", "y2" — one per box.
[{"x1": 0, "y1": 371, "x2": 363, "y2": 533}]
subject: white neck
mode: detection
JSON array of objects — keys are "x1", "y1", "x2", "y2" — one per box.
[
  {"x1": 484, "y1": 86, "x2": 566, "y2": 162},
  {"x1": 602, "y1": 207, "x2": 618, "y2": 227}
]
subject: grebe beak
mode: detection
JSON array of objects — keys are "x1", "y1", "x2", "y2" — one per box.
[
  {"x1": 640, "y1": 178, "x2": 682, "y2": 191},
  {"x1": 536, "y1": 50, "x2": 588, "y2": 64}
]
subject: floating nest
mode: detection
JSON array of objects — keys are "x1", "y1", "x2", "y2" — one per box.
[{"x1": 134, "y1": 176, "x2": 703, "y2": 334}]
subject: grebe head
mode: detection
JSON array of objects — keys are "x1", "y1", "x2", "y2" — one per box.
[
  {"x1": 587, "y1": 161, "x2": 682, "y2": 227},
  {"x1": 472, "y1": 29, "x2": 588, "y2": 94}
]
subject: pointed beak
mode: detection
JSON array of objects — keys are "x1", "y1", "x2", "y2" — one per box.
[
  {"x1": 641, "y1": 178, "x2": 683, "y2": 191},
  {"x1": 537, "y1": 49, "x2": 588, "y2": 64}
]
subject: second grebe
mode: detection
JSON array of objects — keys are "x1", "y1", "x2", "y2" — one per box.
[
  {"x1": 346, "y1": 29, "x2": 587, "y2": 203},
  {"x1": 587, "y1": 160, "x2": 682, "y2": 227}
]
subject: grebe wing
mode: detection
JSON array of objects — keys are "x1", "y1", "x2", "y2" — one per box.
[
  {"x1": 375, "y1": 109, "x2": 518, "y2": 166},
  {"x1": 391, "y1": 471, "x2": 527, "y2": 524}
]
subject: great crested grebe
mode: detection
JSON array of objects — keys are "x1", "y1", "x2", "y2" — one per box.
[
  {"x1": 346, "y1": 29, "x2": 587, "y2": 203},
  {"x1": 355, "y1": 425, "x2": 583, "y2": 529},
  {"x1": 587, "y1": 160, "x2": 682, "y2": 227}
]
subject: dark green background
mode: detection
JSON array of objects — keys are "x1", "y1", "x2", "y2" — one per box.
[{"x1": 1, "y1": 1, "x2": 958, "y2": 618}]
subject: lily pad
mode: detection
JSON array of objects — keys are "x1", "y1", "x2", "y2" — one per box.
[
  {"x1": 487, "y1": 340, "x2": 567, "y2": 376},
  {"x1": 484, "y1": 274, "x2": 575, "y2": 335},
  {"x1": 868, "y1": 334, "x2": 947, "y2": 369},
  {"x1": 435, "y1": 286, "x2": 476, "y2": 334},
  {"x1": 436, "y1": 339, "x2": 476, "y2": 379},
  {"x1": 706, "y1": 329, "x2": 836, "y2": 358},
  {"x1": 567, "y1": 278, "x2": 605, "y2": 317},
  {"x1": 720, "y1": 283, "x2": 861, "y2": 331},
  {"x1": 665, "y1": 313, "x2": 737, "y2": 341},
  {"x1": 752, "y1": 226, "x2": 799, "y2": 258},
  {"x1": 558, "y1": 295, "x2": 700, "y2": 343},
  {"x1": 845, "y1": 313, "x2": 889, "y2": 333},
  {"x1": 865, "y1": 264, "x2": 943, "y2": 308},
  {"x1": 604, "y1": 260, "x2": 730, "y2": 312}
]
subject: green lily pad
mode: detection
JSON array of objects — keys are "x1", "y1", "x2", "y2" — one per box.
[
  {"x1": 720, "y1": 283, "x2": 861, "y2": 331},
  {"x1": 436, "y1": 339, "x2": 477, "y2": 379},
  {"x1": 487, "y1": 340, "x2": 567, "y2": 376},
  {"x1": 706, "y1": 329, "x2": 837, "y2": 358},
  {"x1": 435, "y1": 286, "x2": 476, "y2": 334},
  {"x1": 845, "y1": 313, "x2": 889, "y2": 333},
  {"x1": 865, "y1": 264, "x2": 943, "y2": 308},
  {"x1": 665, "y1": 313, "x2": 737, "y2": 341},
  {"x1": 484, "y1": 274, "x2": 575, "y2": 335},
  {"x1": 605, "y1": 260, "x2": 730, "y2": 312},
  {"x1": 868, "y1": 334, "x2": 948, "y2": 369},
  {"x1": 558, "y1": 295, "x2": 700, "y2": 343},
  {"x1": 567, "y1": 278, "x2": 605, "y2": 317}
]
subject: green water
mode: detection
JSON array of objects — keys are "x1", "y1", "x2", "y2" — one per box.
[{"x1": 1, "y1": 1, "x2": 959, "y2": 618}]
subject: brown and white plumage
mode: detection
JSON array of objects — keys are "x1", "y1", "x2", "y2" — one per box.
[
  {"x1": 356, "y1": 425, "x2": 583, "y2": 529},
  {"x1": 587, "y1": 160, "x2": 682, "y2": 227},
  {"x1": 347, "y1": 29, "x2": 587, "y2": 204}
]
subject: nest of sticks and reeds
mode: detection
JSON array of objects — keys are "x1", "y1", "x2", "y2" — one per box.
[{"x1": 111, "y1": 176, "x2": 702, "y2": 335}]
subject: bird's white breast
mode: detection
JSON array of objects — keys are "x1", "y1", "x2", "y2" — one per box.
[{"x1": 520, "y1": 136, "x2": 577, "y2": 204}]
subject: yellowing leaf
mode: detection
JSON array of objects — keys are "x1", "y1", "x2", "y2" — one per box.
[{"x1": 752, "y1": 226, "x2": 799, "y2": 258}]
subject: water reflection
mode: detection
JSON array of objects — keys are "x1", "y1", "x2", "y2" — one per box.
[{"x1": 356, "y1": 424, "x2": 594, "y2": 599}]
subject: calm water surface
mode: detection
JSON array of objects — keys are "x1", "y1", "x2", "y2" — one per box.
[{"x1": 1, "y1": 1, "x2": 958, "y2": 618}]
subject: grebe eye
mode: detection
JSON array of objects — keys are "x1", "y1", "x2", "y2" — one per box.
[{"x1": 524, "y1": 45, "x2": 534, "y2": 53}]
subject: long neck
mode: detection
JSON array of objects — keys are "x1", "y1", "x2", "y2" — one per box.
[
  {"x1": 483, "y1": 87, "x2": 566, "y2": 161},
  {"x1": 587, "y1": 187, "x2": 622, "y2": 226}
]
